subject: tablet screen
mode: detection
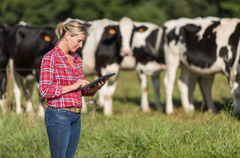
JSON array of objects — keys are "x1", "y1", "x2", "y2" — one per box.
[{"x1": 80, "y1": 73, "x2": 116, "y2": 90}]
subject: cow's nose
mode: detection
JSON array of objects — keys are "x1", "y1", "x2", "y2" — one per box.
[{"x1": 121, "y1": 50, "x2": 132, "y2": 56}]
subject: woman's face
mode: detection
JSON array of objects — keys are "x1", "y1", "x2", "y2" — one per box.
[{"x1": 67, "y1": 33, "x2": 86, "y2": 52}]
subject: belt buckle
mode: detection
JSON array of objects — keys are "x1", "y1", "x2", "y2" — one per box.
[{"x1": 70, "y1": 107, "x2": 75, "y2": 113}]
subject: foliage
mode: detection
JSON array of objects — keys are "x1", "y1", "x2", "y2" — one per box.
[{"x1": 0, "y1": 0, "x2": 239, "y2": 27}]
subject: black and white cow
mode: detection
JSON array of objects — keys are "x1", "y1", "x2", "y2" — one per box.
[
  {"x1": 4, "y1": 24, "x2": 58, "y2": 116},
  {"x1": 0, "y1": 25, "x2": 9, "y2": 112},
  {"x1": 119, "y1": 21, "x2": 165, "y2": 111},
  {"x1": 163, "y1": 17, "x2": 240, "y2": 115}
]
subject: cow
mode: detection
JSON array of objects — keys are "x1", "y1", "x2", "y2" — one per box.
[
  {"x1": 162, "y1": 17, "x2": 240, "y2": 116},
  {"x1": 119, "y1": 21, "x2": 165, "y2": 111},
  {"x1": 3, "y1": 24, "x2": 58, "y2": 116},
  {"x1": 0, "y1": 25, "x2": 9, "y2": 112}
]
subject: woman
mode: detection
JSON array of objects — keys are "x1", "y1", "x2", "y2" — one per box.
[{"x1": 39, "y1": 20, "x2": 106, "y2": 158}]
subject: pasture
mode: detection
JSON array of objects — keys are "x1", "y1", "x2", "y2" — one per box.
[{"x1": 1, "y1": 70, "x2": 240, "y2": 158}]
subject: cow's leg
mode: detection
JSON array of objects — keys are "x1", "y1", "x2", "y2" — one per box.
[
  {"x1": 232, "y1": 76, "x2": 240, "y2": 116},
  {"x1": 81, "y1": 97, "x2": 87, "y2": 113},
  {"x1": 24, "y1": 79, "x2": 35, "y2": 113},
  {"x1": 178, "y1": 66, "x2": 195, "y2": 112},
  {"x1": 38, "y1": 94, "x2": 45, "y2": 117},
  {"x1": 187, "y1": 72, "x2": 198, "y2": 109},
  {"x1": 96, "y1": 75, "x2": 105, "y2": 108},
  {"x1": 0, "y1": 72, "x2": 7, "y2": 113},
  {"x1": 151, "y1": 72, "x2": 163, "y2": 110},
  {"x1": 101, "y1": 64, "x2": 120, "y2": 116},
  {"x1": 198, "y1": 75, "x2": 217, "y2": 113},
  {"x1": 231, "y1": 65, "x2": 240, "y2": 116},
  {"x1": 10, "y1": 59, "x2": 23, "y2": 114},
  {"x1": 36, "y1": 79, "x2": 45, "y2": 117},
  {"x1": 164, "y1": 52, "x2": 180, "y2": 114},
  {"x1": 103, "y1": 80, "x2": 118, "y2": 115},
  {"x1": 136, "y1": 63, "x2": 150, "y2": 112}
]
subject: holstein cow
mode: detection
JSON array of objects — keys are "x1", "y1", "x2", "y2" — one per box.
[
  {"x1": 5, "y1": 24, "x2": 57, "y2": 116},
  {"x1": 177, "y1": 17, "x2": 221, "y2": 114},
  {"x1": 163, "y1": 17, "x2": 240, "y2": 116},
  {"x1": 0, "y1": 25, "x2": 9, "y2": 112},
  {"x1": 120, "y1": 21, "x2": 165, "y2": 111}
]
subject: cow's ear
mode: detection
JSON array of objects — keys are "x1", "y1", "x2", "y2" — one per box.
[
  {"x1": 41, "y1": 33, "x2": 51, "y2": 42},
  {"x1": 83, "y1": 23, "x2": 91, "y2": 30},
  {"x1": 135, "y1": 26, "x2": 148, "y2": 33},
  {"x1": 3, "y1": 21, "x2": 10, "y2": 33}
]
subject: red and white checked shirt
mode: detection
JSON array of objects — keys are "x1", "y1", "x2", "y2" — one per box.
[{"x1": 39, "y1": 43, "x2": 95, "y2": 108}]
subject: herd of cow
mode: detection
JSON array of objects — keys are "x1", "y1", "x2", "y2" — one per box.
[{"x1": 1, "y1": 16, "x2": 240, "y2": 117}]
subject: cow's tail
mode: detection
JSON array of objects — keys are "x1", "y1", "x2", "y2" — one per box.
[{"x1": 230, "y1": 39, "x2": 240, "y2": 91}]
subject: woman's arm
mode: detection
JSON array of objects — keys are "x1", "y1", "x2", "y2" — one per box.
[{"x1": 39, "y1": 55, "x2": 62, "y2": 98}]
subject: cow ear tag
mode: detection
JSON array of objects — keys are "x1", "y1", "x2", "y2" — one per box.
[
  {"x1": 44, "y1": 35, "x2": 51, "y2": 42},
  {"x1": 109, "y1": 29, "x2": 116, "y2": 34},
  {"x1": 138, "y1": 28, "x2": 145, "y2": 33}
]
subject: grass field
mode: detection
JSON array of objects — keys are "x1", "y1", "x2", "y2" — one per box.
[{"x1": 1, "y1": 69, "x2": 239, "y2": 158}]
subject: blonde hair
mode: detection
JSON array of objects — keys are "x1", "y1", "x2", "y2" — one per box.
[{"x1": 56, "y1": 20, "x2": 88, "y2": 40}]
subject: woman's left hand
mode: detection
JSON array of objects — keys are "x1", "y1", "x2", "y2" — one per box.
[{"x1": 87, "y1": 78, "x2": 108, "y2": 94}]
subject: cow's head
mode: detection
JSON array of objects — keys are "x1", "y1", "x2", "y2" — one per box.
[
  {"x1": 119, "y1": 17, "x2": 134, "y2": 56},
  {"x1": 38, "y1": 27, "x2": 58, "y2": 56},
  {"x1": 35, "y1": 27, "x2": 58, "y2": 80},
  {"x1": 131, "y1": 21, "x2": 165, "y2": 64},
  {"x1": 94, "y1": 20, "x2": 121, "y2": 73}
]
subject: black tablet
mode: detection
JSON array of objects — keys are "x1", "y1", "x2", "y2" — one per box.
[{"x1": 80, "y1": 73, "x2": 116, "y2": 90}]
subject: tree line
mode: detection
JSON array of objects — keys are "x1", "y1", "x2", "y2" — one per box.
[{"x1": 1, "y1": 0, "x2": 240, "y2": 27}]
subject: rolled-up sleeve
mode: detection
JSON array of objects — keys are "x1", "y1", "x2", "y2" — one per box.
[{"x1": 39, "y1": 55, "x2": 63, "y2": 98}]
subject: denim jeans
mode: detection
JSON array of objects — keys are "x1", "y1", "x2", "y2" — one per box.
[{"x1": 45, "y1": 107, "x2": 81, "y2": 158}]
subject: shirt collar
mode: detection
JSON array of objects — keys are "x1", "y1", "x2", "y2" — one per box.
[{"x1": 54, "y1": 43, "x2": 77, "y2": 60}]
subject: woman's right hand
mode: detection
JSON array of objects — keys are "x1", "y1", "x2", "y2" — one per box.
[
  {"x1": 61, "y1": 79, "x2": 89, "y2": 95},
  {"x1": 72, "y1": 79, "x2": 89, "y2": 90}
]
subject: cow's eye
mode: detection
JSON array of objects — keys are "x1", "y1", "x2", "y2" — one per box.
[
  {"x1": 109, "y1": 29, "x2": 116, "y2": 34},
  {"x1": 138, "y1": 28, "x2": 145, "y2": 33}
]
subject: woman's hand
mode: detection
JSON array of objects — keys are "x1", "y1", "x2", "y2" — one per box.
[
  {"x1": 87, "y1": 78, "x2": 108, "y2": 94},
  {"x1": 72, "y1": 79, "x2": 89, "y2": 90},
  {"x1": 61, "y1": 79, "x2": 89, "y2": 95}
]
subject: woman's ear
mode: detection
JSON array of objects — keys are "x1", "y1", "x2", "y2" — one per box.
[{"x1": 65, "y1": 31, "x2": 71, "y2": 41}]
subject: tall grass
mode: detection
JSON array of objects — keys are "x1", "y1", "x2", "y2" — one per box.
[{"x1": 1, "y1": 70, "x2": 239, "y2": 157}]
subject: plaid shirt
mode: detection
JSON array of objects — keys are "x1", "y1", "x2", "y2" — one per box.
[{"x1": 39, "y1": 43, "x2": 95, "y2": 108}]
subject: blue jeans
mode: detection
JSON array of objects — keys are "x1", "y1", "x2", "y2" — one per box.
[{"x1": 45, "y1": 107, "x2": 81, "y2": 158}]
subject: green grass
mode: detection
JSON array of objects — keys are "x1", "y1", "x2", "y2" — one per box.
[{"x1": 1, "y1": 69, "x2": 239, "y2": 158}]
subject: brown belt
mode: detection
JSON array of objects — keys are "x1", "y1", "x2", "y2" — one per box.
[{"x1": 62, "y1": 107, "x2": 81, "y2": 114}]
